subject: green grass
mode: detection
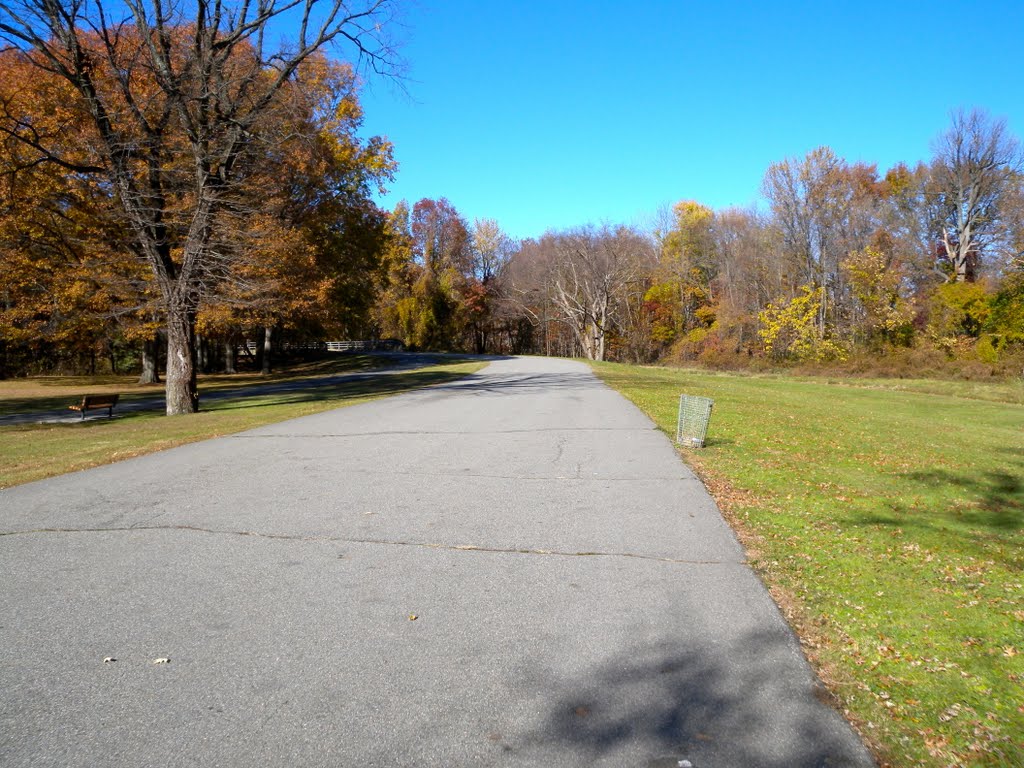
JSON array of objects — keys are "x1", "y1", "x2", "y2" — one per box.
[
  {"x1": 590, "y1": 362, "x2": 1024, "y2": 768},
  {"x1": 0, "y1": 360, "x2": 484, "y2": 489}
]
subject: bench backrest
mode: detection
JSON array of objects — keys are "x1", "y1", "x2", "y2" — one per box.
[{"x1": 82, "y1": 394, "x2": 119, "y2": 407}]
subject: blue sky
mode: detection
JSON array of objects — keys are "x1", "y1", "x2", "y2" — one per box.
[{"x1": 354, "y1": 0, "x2": 1024, "y2": 241}]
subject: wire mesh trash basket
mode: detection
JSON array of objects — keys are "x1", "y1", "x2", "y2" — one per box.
[{"x1": 676, "y1": 394, "x2": 714, "y2": 448}]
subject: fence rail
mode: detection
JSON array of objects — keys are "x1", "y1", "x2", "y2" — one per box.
[{"x1": 242, "y1": 339, "x2": 404, "y2": 354}]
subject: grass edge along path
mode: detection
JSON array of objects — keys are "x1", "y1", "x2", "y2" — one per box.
[
  {"x1": 590, "y1": 361, "x2": 1023, "y2": 768},
  {"x1": 0, "y1": 360, "x2": 485, "y2": 490}
]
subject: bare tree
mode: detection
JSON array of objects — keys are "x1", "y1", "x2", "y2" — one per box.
[
  {"x1": 762, "y1": 147, "x2": 888, "y2": 336},
  {"x1": 931, "y1": 108, "x2": 1022, "y2": 282},
  {"x1": 0, "y1": 0, "x2": 399, "y2": 413},
  {"x1": 546, "y1": 225, "x2": 653, "y2": 362}
]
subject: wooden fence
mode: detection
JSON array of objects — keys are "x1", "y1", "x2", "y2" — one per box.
[{"x1": 243, "y1": 339, "x2": 404, "y2": 354}]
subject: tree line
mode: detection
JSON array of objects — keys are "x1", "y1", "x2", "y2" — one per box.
[
  {"x1": 1, "y1": 1, "x2": 1022, "y2": 419},
  {"x1": 372, "y1": 109, "x2": 1023, "y2": 373}
]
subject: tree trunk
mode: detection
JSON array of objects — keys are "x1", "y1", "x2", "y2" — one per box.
[
  {"x1": 138, "y1": 335, "x2": 161, "y2": 384},
  {"x1": 224, "y1": 340, "x2": 237, "y2": 375},
  {"x1": 196, "y1": 334, "x2": 207, "y2": 373},
  {"x1": 165, "y1": 308, "x2": 199, "y2": 414},
  {"x1": 261, "y1": 326, "x2": 272, "y2": 375}
]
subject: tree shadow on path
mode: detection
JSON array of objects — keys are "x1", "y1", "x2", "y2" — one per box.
[{"x1": 517, "y1": 629, "x2": 874, "y2": 768}]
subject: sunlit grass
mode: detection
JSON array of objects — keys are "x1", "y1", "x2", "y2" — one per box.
[
  {"x1": 591, "y1": 361, "x2": 1023, "y2": 768},
  {"x1": 0, "y1": 360, "x2": 484, "y2": 489}
]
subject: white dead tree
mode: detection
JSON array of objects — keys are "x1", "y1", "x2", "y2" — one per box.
[
  {"x1": 931, "y1": 108, "x2": 1022, "y2": 282},
  {"x1": 547, "y1": 225, "x2": 653, "y2": 361}
]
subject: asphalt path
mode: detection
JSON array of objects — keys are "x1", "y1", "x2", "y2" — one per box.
[{"x1": 0, "y1": 356, "x2": 874, "y2": 767}]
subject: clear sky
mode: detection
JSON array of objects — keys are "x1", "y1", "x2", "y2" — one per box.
[{"x1": 354, "y1": 0, "x2": 1024, "y2": 241}]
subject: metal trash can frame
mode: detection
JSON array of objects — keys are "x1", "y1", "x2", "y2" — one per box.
[{"x1": 676, "y1": 394, "x2": 714, "y2": 448}]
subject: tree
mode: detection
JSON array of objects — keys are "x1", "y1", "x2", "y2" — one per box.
[
  {"x1": 841, "y1": 237, "x2": 914, "y2": 348},
  {"x1": 410, "y1": 198, "x2": 469, "y2": 272},
  {"x1": 762, "y1": 148, "x2": 888, "y2": 337},
  {"x1": 199, "y1": 55, "x2": 395, "y2": 364},
  {"x1": 712, "y1": 207, "x2": 784, "y2": 352},
  {"x1": 0, "y1": 53, "x2": 152, "y2": 376},
  {"x1": 644, "y1": 200, "x2": 716, "y2": 354},
  {"x1": 931, "y1": 109, "x2": 1022, "y2": 282},
  {"x1": 463, "y1": 218, "x2": 514, "y2": 353},
  {"x1": 545, "y1": 225, "x2": 654, "y2": 361},
  {"x1": 758, "y1": 285, "x2": 846, "y2": 362},
  {"x1": 0, "y1": 0, "x2": 399, "y2": 413}
]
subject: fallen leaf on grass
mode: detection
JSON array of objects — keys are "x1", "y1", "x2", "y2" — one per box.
[{"x1": 939, "y1": 703, "x2": 962, "y2": 722}]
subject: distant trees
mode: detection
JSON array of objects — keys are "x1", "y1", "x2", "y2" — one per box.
[
  {"x1": 3, "y1": 80, "x2": 1022, "y2": 379},
  {"x1": 371, "y1": 199, "x2": 523, "y2": 354},
  {"x1": 490, "y1": 110, "x2": 1024, "y2": 370},
  {"x1": 503, "y1": 226, "x2": 654, "y2": 361},
  {"x1": 372, "y1": 110, "x2": 1023, "y2": 372},
  {"x1": 0, "y1": 0, "x2": 399, "y2": 411}
]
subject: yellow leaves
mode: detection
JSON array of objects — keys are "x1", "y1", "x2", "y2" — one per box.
[
  {"x1": 841, "y1": 246, "x2": 914, "y2": 340},
  {"x1": 671, "y1": 199, "x2": 714, "y2": 230},
  {"x1": 758, "y1": 284, "x2": 847, "y2": 362}
]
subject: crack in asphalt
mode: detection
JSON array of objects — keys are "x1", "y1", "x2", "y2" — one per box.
[
  {"x1": 228, "y1": 427, "x2": 660, "y2": 438},
  {"x1": 302, "y1": 469, "x2": 694, "y2": 482},
  {"x1": 0, "y1": 525, "x2": 742, "y2": 565}
]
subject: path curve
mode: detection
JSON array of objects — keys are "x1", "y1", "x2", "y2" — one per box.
[{"x1": 0, "y1": 356, "x2": 874, "y2": 767}]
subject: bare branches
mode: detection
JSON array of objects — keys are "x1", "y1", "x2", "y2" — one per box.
[
  {"x1": 932, "y1": 108, "x2": 1023, "y2": 281},
  {"x1": 0, "y1": 0, "x2": 401, "y2": 412},
  {"x1": 508, "y1": 225, "x2": 654, "y2": 361}
]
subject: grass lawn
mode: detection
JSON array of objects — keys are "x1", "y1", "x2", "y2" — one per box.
[
  {"x1": 591, "y1": 362, "x2": 1023, "y2": 768},
  {"x1": 0, "y1": 358, "x2": 484, "y2": 489},
  {"x1": 0, "y1": 353, "x2": 397, "y2": 416}
]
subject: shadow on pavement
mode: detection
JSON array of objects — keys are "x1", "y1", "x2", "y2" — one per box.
[
  {"x1": 427, "y1": 371, "x2": 606, "y2": 395},
  {"x1": 521, "y1": 630, "x2": 873, "y2": 768},
  {"x1": 0, "y1": 364, "x2": 482, "y2": 427}
]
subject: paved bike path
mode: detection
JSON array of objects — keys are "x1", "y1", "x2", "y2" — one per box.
[{"x1": 0, "y1": 356, "x2": 873, "y2": 767}]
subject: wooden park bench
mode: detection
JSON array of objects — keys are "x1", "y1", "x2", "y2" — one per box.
[{"x1": 69, "y1": 394, "x2": 120, "y2": 420}]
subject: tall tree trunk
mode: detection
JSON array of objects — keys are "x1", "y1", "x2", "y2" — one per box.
[
  {"x1": 224, "y1": 339, "x2": 237, "y2": 375},
  {"x1": 578, "y1": 319, "x2": 597, "y2": 360},
  {"x1": 165, "y1": 307, "x2": 199, "y2": 414},
  {"x1": 261, "y1": 326, "x2": 273, "y2": 375},
  {"x1": 197, "y1": 334, "x2": 209, "y2": 373},
  {"x1": 138, "y1": 335, "x2": 161, "y2": 384}
]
